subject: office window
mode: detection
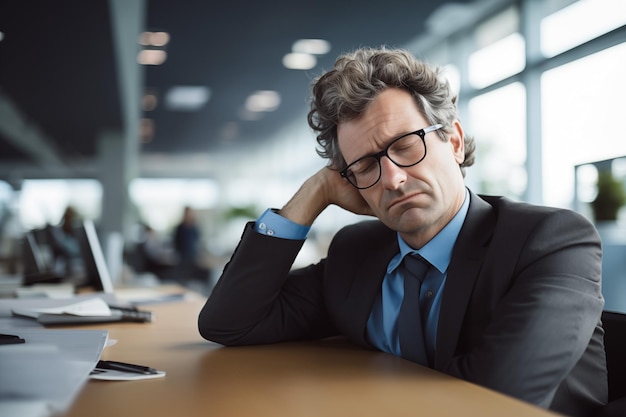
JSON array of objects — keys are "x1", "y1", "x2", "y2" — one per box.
[
  {"x1": 442, "y1": 64, "x2": 461, "y2": 98},
  {"x1": 541, "y1": 0, "x2": 626, "y2": 57},
  {"x1": 576, "y1": 157, "x2": 626, "y2": 220},
  {"x1": 542, "y1": 42, "x2": 626, "y2": 208},
  {"x1": 0, "y1": 180, "x2": 17, "y2": 240},
  {"x1": 468, "y1": 33, "x2": 525, "y2": 89},
  {"x1": 129, "y1": 178, "x2": 219, "y2": 231},
  {"x1": 19, "y1": 180, "x2": 102, "y2": 229},
  {"x1": 467, "y1": 82, "x2": 527, "y2": 200},
  {"x1": 468, "y1": 5, "x2": 524, "y2": 89},
  {"x1": 0, "y1": 181, "x2": 12, "y2": 204}
]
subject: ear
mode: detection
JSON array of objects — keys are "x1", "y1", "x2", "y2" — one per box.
[{"x1": 448, "y1": 120, "x2": 465, "y2": 165}]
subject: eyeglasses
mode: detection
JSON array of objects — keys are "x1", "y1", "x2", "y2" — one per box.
[{"x1": 340, "y1": 124, "x2": 444, "y2": 189}]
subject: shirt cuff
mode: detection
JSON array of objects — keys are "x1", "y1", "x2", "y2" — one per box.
[{"x1": 254, "y1": 208, "x2": 310, "y2": 240}]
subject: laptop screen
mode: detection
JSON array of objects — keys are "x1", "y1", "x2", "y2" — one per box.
[{"x1": 75, "y1": 220, "x2": 114, "y2": 294}]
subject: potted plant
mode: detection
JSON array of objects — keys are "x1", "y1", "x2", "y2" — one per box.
[{"x1": 591, "y1": 171, "x2": 626, "y2": 222}]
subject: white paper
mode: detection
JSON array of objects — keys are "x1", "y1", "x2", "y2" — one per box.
[
  {"x1": 14, "y1": 284, "x2": 76, "y2": 299},
  {"x1": 11, "y1": 297, "x2": 112, "y2": 319},
  {"x1": 0, "y1": 328, "x2": 108, "y2": 416},
  {"x1": 0, "y1": 293, "x2": 119, "y2": 320},
  {"x1": 0, "y1": 400, "x2": 49, "y2": 417}
]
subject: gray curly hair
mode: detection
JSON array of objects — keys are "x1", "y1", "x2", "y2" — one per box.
[{"x1": 307, "y1": 47, "x2": 475, "y2": 176}]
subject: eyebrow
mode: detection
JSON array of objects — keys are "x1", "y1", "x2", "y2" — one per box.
[{"x1": 347, "y1": 129, "x2": 418, "y2": 165}]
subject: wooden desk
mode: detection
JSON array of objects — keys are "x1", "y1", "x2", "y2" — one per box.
[{"x1": 64, "y1": 295, "x2": 558, "y2": 417}]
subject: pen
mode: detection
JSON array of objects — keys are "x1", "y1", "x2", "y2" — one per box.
[
  {"x1": 96, "y1": 360, "x2": 158, "y2": 375},
  {"x1": 0, "y1": 333, "x2": 25, "y2": 345}
]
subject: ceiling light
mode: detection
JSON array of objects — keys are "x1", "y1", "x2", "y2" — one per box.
[
  {"x1": 139, "y1": 31, "x2": 170, "y2": 47},
  {"x1": 245, "y1": 90, "x2": 281, "y2": 112},
  {"x1": 282, "y1": 52, "x2": 317, "y2": 70},
  {"x1": 165, "y1": 86, "x2": 211, "y2": 111},
  {"x1": 292, "y1": 39, "x2": 331, "y2": 55},
  {"x1": 137, "y1": 49, "x2": 167, "y2": 65}
]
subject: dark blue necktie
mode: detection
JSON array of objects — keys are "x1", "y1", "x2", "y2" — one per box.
[{"x1": 398, "y1": 254, "x2": 430, "y2": 365}]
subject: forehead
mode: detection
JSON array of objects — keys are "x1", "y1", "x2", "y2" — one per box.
[{"x1": 337, "y1": 88, "x2": 428, "y2": 159}]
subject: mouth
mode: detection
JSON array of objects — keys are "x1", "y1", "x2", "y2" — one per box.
[{"x1": 387, "y1": 191, "x2": 423, "y2": 210}]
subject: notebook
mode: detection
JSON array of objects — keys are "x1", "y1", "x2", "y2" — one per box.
[{"x1": 11, "y1": 297, "x2": 153, "y2": 326}]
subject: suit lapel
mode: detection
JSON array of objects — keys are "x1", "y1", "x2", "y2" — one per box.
[
  {"x1": 434, "y1": 192, "x2": 495, "y2": 369},
  {"x1": 346, "y1": 226, "x2": 399, "y2": 347}
]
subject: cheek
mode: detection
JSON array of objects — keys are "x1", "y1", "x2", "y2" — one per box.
[
  {"x1": 406, "y1": 157, "x2": 451, "y2": 192},
  {"x1": 361, "y1": 189, "x2": 381, "y2": 210},
  {"x1": 430, "y1": 145, "x2": 461, "y2": 174}
]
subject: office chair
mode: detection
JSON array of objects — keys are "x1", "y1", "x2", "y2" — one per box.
[{"x1": 594, "y1": 310, "x2": 626, "y2": 417}]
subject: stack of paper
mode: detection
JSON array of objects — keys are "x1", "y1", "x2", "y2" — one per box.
[
  {"x1": 0, "y1": 328, "x2": 108, "y2": 417},
  {"x1": 11, "y1": 297, "x2": 113, "y2": 319}
]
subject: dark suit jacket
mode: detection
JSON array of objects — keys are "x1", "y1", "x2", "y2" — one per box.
[{"x1": 199, "y1": 191, "x2": 607, "y2": 416}]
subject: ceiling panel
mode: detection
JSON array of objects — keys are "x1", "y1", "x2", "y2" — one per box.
[{"x1": 0, "y1": 0, "x2": 473, "y2": 179}]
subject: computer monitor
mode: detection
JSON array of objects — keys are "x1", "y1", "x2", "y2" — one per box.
[
  {"x1": 22, "y1": 232, "x2": 48, "y2": 277},
  {"x1": 75, "y1": 219, "x2": 114, "y2": 293},
  {"x1": 21, "y1": 231, "x2": 65, "y2": 286}
]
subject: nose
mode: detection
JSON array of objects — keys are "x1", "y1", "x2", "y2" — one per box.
[{"x1": 379, "y1": 156, "x2": 407, "y2": 190}]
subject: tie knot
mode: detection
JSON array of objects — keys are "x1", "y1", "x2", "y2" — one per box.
[{"x1": 403, "y1": 254, "x2": 429, "y2": 283}]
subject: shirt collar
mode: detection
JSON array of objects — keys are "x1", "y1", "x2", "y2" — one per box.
[{"x1": 388, "y1": 188, "x2": 470, "y2": 275}]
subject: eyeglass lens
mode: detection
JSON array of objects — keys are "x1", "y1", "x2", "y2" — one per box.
[{"x1": 345, "y1": 132, "x2": 425, "y2": 189}]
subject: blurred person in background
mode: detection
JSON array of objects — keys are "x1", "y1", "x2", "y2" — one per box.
[
  {"x1": 46, "y1": 206, "x2": 81, "y2": 277},
  {"x1": 172, "y1": 206, "x2": 210, "y2": 287}
]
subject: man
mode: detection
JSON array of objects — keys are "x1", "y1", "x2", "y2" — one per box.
[
  {"x1": 173, "y1": 206, "x2": 206, "y2": 280},
  {"x1": 198, "y1": 47, "x2": 607, "y2": 416},
  {"x1": 173, "y1": 206, "x2": 200, "y2": 264}
]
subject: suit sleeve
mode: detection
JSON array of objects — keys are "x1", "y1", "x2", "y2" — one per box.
[
  {"x1": 443, "y1": 209, "x2": 605, "y2": 408},
  {"x1": 197, "y1": 222, "x2": 337, "y2": 345}
]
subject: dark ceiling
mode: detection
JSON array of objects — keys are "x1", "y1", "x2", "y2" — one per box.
[{"x1": 0, "y1": 0, "x2": 473, "y2": 181}]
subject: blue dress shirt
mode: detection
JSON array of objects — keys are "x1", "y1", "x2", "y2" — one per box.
[
  {"x1": 366, "y1": 190, "x2": 469, "y2": 362},
  {"x1": 253, "y1": 190, "x2": 470, "y2": 364},
  {"x1": 255, "y1": 208, "x2": 310, "y2": 240}
]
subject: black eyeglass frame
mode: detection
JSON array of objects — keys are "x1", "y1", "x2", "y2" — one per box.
[{"x1": 339, "y1": 124, "x2": 444, "y2": 190}]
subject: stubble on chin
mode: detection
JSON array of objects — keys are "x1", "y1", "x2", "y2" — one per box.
[{"x1": 375, "y1": 203, "x2": 430, "y2": 235}]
